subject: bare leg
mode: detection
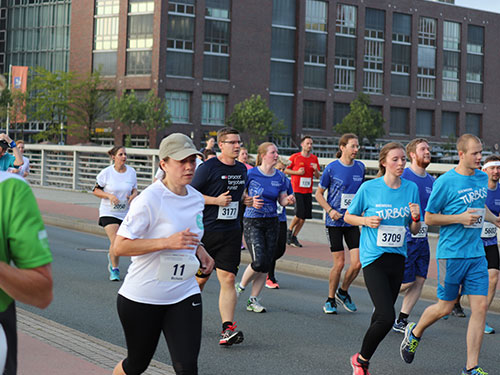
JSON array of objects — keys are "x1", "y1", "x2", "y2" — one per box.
[
  {"x1": 487, "y1": 269, "x2": 498, "y2": 307},
  {"x1": 216, "y1": 269, "x2": 237, "y2": 323},
  {"x1": 288, "y1": 216, "x2": 300, "y2": 233},
  {"x1": 412, "y1": 299, "x2": 455, "y2": 338},
  {"x1": 104, "y1": 224, "x2": 120, "y2": 268},
  {"x1": 465, "y1": 294, "x2": 488, "y2": 369},
  {"x1": 328, "y1": 251, "x2": 345, "y2": 298},
  {"x1": 240, "y1": 264, "x2": 259, "y2": 288},
  {"x1": 196, "y1": 274, "x2": 211, "y2": 291},
  {"x1": 292, "y1": 218, "x2": 305, "y2": 237},
  {"x1": 113, "y1": 360, "x2": 125, "y2": 375},
  {"x1": 340, "y1": 248, "x2": 361, "y2": 291},
  {"x1": 250, "y1": 272, "x2": 267, "y2": 297},
  {"x1": 400, "y1": 276, "x2": 426, "y2": 315}
]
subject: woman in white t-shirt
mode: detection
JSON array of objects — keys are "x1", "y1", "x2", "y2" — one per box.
[
  {"x1": 93, "y1": 146, "x2": 138, "y2": 281},
  {"x1": 111, "y1": 133, "x2": 214, "y2": 375}
]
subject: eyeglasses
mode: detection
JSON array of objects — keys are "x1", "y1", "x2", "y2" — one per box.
[{"x1": 221, "y1": 141, "x2": 243, "y2": 146}]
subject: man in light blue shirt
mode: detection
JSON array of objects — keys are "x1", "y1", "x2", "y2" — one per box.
[{"x1": 0, "y1": 133, "x2": 23, "y2": 172}]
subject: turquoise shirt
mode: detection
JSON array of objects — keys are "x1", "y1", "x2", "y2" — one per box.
[{"x1": 0, "y1": 153, "x2": 15, "y2": 171}]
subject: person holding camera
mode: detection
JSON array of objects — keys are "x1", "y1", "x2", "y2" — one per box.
[{"x1": 0, "y1": 134, "x2": 23, "y2": 172}]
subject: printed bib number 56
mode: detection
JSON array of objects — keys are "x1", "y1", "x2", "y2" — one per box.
[
  {"x1": 340, "y1": 194, "x2": 355, "y2": 210},
  {"x1": 481, "y1": 222, "x2": 497, "y2": 238},
  {"x1": 299, "y1": 177, "x2": 312, "y2": 188},
  {"x1": 157, "y1": 253, "x2": 200, "y2": 282},
  {"x1": 411, "y1": 222, "x2": 428, "y2": 238},
  {"x1": 217, "y1": 201, "x2": 239, "y2": 220},
  {"x1": 377, "y1": 225, "x2": 405, "y2": 247}
]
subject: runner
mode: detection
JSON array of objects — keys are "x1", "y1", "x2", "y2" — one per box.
[
  {"x1": 315, "y1": 133, "x2": 364, "y2": 314},
  {"x1": 344, "y1": 142, "x2": 421, "y2": 375},
  {"x1": 8, "y1": 140, "x2": 29, "y2": 178},
  {"x1": 480, "y1": 155, "x2": 500, "y2": 334},
  {"x1": 111, "y1": 133, "x2": 214, "y2": 375},
  {"x1": 265, "y1": 159, "x2": 294, "y2": 289},
  {"x1": 237, "y1": 146, "x2": 253, "y2": 170},
  {"x1": 93, "y1": 146, "x2": 138, "y2": 281},
  {"x1": 400, "y1": 134, "x2": 500, "y2": 375},
  {"x1": 0, "y1": 133, "x2": 23, "y2": 172},
  {"x1": 236, "y1": 143, "x2": 295, "y2": 312},
  {"x1": 285, "y1": 135, "x2": 320, "y2": 247},
  {"x1": 393, "y1": 138, "x2": 435, "y2": 332},
  {"x1": 191, "y1": 127, "x2": 250, "y2": 346}
]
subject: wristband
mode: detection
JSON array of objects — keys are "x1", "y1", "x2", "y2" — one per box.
[
  {"x1": 411, "y1": 215, "x2": 420, "y2": 223},
  {"x1": 328, "y1": 208, "x2": 333, "y2": 214},
  {"x1": 9, "y1": 141, "x2": 16, "y2": 148}
]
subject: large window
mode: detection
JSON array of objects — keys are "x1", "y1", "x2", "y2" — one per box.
[
  {"x1": 417, "y1": 17, "x2": 436, "y2": 99},
  {"x1": 204, "y1": 0, "x2": 231, "y2": 80},
  {"x1": 304, "y1": 0, "x2": 327, "y2": 88},
  {"x1": 166, "y1": 0, "x2": 195, "y2": 77},
  {"x1": 202, "y1": 94, "x2": 226, "y2": 125},
  {"x1": 390, "y1": 107, "x2": 408, "y2": 135},
  {"x1": 465, "y1": 113, "x2": 481, "y2": 136},
  {"x1": 333, "y1": 102, "x2": 350, "y2": 127},
  {"x1": 466, "y1": 25, "x2": 483, "y2": 103},
  {"x1": 303, "y1": 100, "x2": 324, "y2": 130},
  {"x1": 416, "y1": 109, "x2": 433, "y2": 136},
  {"x1": 165, "y1": 91, "x2": 190, "y2": 124},
  {"x1": 363, "y1": 8, "x2": 384, "y2": 94},
  {"x1": 334, "y1": 4, "x2": 356, "y2": 91},
  {"x1": 391, "y1": 13, "x2": 411, "y2": 96},
  {"x1": 441, "y1": 111, "x2": 458, "y2": 138},
  {"x1": 126, "y1": 1, "x2": 154, "y2": 75}
]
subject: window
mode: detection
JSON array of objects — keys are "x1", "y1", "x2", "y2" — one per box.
[
  {"x1": 441, "y1": 111, "x2": 457, "y2": 138},
  {"x1": 336, "y1": 3, "x2": 356, "y2": 35},
  {"x1": 93, "y1": 0, "x2": 118, "y2": 75},
  {"x1": 416, "y1": 110, "x2": 433, "y2": 136},
  {"x1": 363, "y1": 8, "x2": 384, "y2": 94},
  {"x1": 206, "y1": 0, "x2": 230, "y2": 19},
  {"x1": 466, "y1": 25, "x2": 483, "y2": 103},
  {"x1": 168, "y1": 0, "x2": 195, "y2": 15},
  {"x1": 273, "y1": 0, "x2": 295, "y2": 27},
  {"x1": 270, "y1": 94, "x2": 294, "y2": 132},
  {"x1": 417, "y1": 17, "x2": 436, "y2": 99},
  {"x1": 390, "y1": 107, "x2": 408, "y2": 135},
  {"x1": 270, "y1": 61, "x2": 294, "y2": 92},
  {"x1": 126, "y1": 0, "x2": 154, "y2": 75},
  {"x1": 306, "y1": 0, "x2": 327, "y2": 32},
  {"x1": 391, "y1": 13, "x2": 411, "y2": 96},
  {"x1": 165, "y1": 91, "x2": 190, "y2": 123},
  {"x1": 467, "y1": 25, "x2": 484, "y2": 54},
  {"x1": 202, "y1": 94, "x2": 226, "y2": 125},
  {"x1": 204, "y1": 2, "x2": 230, "y2": 80},
  {"x1": 333, "y1": 102, "x2": 350, "y2": 127},
  {"x1": 303, "y1": 100, "x2": 324, "y2": 129},
  {"x1": 166, "y1": 2, "x2": 195, "y2": 77},
  {"x1": 272, "y1": 27, "x2": 295, "y2": 60},
  {"x1": 465, "y1": 113, "x2": 481, "y2": 136},
  {"x1": 305, "y1": 1, "x2": 327, "y2": 88},
  {"x1": 335, "y1": 36, "x2": 356, "y2": 91},
  {"x1": 443, "y1": 21, "x2": 460, "y2": 101},
  {"x1": 444, "y1": 21, "x2": 460, "y2": 50}
]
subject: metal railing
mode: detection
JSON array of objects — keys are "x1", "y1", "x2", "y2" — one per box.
[{"x1": 23, "y1": 144, "x2": 456, "y2": 223}]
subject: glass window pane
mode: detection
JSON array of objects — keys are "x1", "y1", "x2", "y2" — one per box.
[
  {"x1": 391, "y1": 74, "x2": 409, "y2": 96},
  {"x1": 333, "y1": 102, "x2": 350, "y2": 127},
  {"x1": 393, "y1": 13, "x2": 411, "y2": 36},
  {"x1": 365, "y1": 8, "x2": 384, "y2": 31},
  {"x1": 467, "y1": 25, "x2": 484, "y2": 53},
  {"x1": 416, "y1": 109, "x2": 433, "y2": 136},
  {"x1": 165, "y1": 91, "x2": 190, "y2": 123},
  {"x1": 335, "y1": 35, "x2": 356, "y2": 58},
  {"x1": 303, "y1": 100, "x2": 324, "y2": 129},
  {"x1": 271, "y1": 27, "x2": 295, "y2": 60},
  {"x1": 270, "y1": 95, "x2": 294, "y2": 132},
  {"x1": 305, "y1": 32, "x2": 326, "y2": 60},
  {"x1": 93, "y1": 51, "x2": 117, "y2": 75},
  {"x1": 466, "y1": 82, "x2": 482, "y2": 103},
  {"x1": 167, "y1": 15, "x2": 195, "y2": 42},
  {"x1": 272, "y1": 0, "x2": 296, "y2": 27},
  {"x1": 465, "y1": 113, "x2": 480, "y2": 136},
  {"x1": 443, "y1": 80, "x2": 459, "y2": 101},
  {"x1": 444, "y1": 21, "x2": 460, "y2": 50},
  {"x1": 307, "y1": 0, "x2": 328, "y2": 32},
  {"x1": 441, "y1": 111, "x2": 458, "y2": 138},
  {"x1": 203, "y1": 54, "x2": 229, "y2": 80},
  {"x1": 390, "y1": 107, "x2": 408, "y2": 135},
  {"x1": 166, "y1": 51, "x2": 193, "y2": 77},
  {"x1": 418, "y1": 46, "x2": 435, "y2": 69},
  {"x1": 304, "y1": 65, "x2": 325, "y2": 88},
  {"x1": 126, "y1": 50, "x2": 152, "y2": 75},
  {"x1": 202, "y1": 94, "x2": 226, "y2": 125},
  {"x1": 270, "y1": 61, "x2": 294, "y2": 92}
]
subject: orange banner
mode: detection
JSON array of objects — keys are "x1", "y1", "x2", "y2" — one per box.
[{"x1": 10, "y1": 66, "x2": 28, "y2": 123}]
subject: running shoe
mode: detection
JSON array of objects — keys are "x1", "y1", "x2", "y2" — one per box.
[
  {"x1": 291, "y1": 236, "x2": 303, "y2": 248},
  {"x1": 235, "y1": 282, "x2": 245, "y2": 297},
  {"x1": 392, "y1": 318, "x2": 408, "y2": 333},
  {"x1": 451, "y1": 303, "x2": 466, "y2": 317},
  {"x1": 484, "y1": 322, "x2": 495, "y2": 334},
  {"x1": 400, "y1": 322, "x2": 420, "y2": 364},
  {"x1": 107, "y1": 254, "x2": 120, "y2": 281},
  {"x1": 461, "y1": 366, "x2": 488, "y2": 375},
  {"x1": 286, "y1": 229, "x2": 292, "y2": 245},
  {"x1": 442, "y1": 314, "x2": 449, "y2": 320},
  {"x1": 323, "y1": 300, "x2": 337, "y2": 314},
  {"x1": 219, "y1": 323, "x2": 244, "y2": 346},
  {"x1": 350, "y1": 353, "x2": 370, "y2": 375},
  {"x1": 335, "y1": 290, "x2": 357, "y2": 312},
  {"x1": 265, "y1": 277, "x2": 280, "y2": 289},
  {"x1": 247, "y1": 297, "x2": 266, "y2": 313}
]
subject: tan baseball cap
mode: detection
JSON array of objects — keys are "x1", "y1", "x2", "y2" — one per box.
[{"x1": 159, "y1": 133, "x2": 202, "y2": 161}]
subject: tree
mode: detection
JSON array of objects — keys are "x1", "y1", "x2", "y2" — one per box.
[
  {"x1": 27, "y1": 67, "x2": 74, "y2": 143},
  {"x1": 108, "y1": 90, "x2": 145, "y2": 147},
  {"x1": 226, "y1": 94, "x2": 284, "y2": 152},
  {"x1": 335, "y1": 92, "x2": 385, "y2": 144},
  {"x1": 143, "y1": 90, "x2": 172, "y2": 137},
  {"x1": 68, "y1": 70, "x2": 114, "y2": 143}
]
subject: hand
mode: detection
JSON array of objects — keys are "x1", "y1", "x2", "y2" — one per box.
[
  {"x1": 311, "y1": 163, "x2": 318, "y2": 171},
  {"x1": 243, "y1": 193, "x2": 254, "y2": 207},
  {"x1": 329, "y1": 209, "x2": 343, "y2": 221},
  {"x1": 459, "y1": 209, "x2": 481, "y2": 226},
  {"x1": 165, "y1": 228, "x2": 199, "y2": 250},
  {"x1": 252, "y1": 195, "x2": 264, "y2": 209},
  {"x1": 196, "y1": 245, "x2": 215, "y2": 275},
  {"x1": 108, "y1": 194, "x2": 119, "y2": 205},
  {"x1": 409, "y1": 203, "x2": 420, "y2": 221},
  {"x1": 364, "y1": 216, "x2": 382, "y2": 228},
  {"x1": 216, "y1": 191, "x2": 232, "y2": 207},
  {"x1": 297, "y1": 167, "x2": 305, "y2": 176},
  {"x1": 494, "y1": 216, "x2": 500, "y2": 229},
  {"x1": 286, "y1": 194, "x2": 295, "y2": 206}
]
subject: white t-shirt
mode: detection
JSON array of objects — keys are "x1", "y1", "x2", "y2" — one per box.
[
  {"x1": 117, "y1": 181, "x2": 205, "y2": 305},
  {"x1": 96, "y1": 165, "x2": 138, "y2": 220},
  {"x1": 7, "y1": 156, "x2": 29, "y2": 178}
]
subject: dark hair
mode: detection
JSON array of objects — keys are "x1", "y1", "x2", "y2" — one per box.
[
  {"x1": 377, "y1": 142, "x2": 405, "y2": 177},
  {"x1": 107, "y1": 146, "x2": 125, "y2": 158},
  {"x1": 336, "y1": 133, "x2": 358, "y2": 158},
  {"x1": 0, "y1": 140, "x2": 8, "y2": 150},
  {"x1": 406, "y1": 138, "x2": 429, "y2": 163},
  {"x1": 300, "y1": 135, "x2": 312, "y2": 144},
  {"x1": 484, "y1": 154, "x2": 500, "y2": 163},
  {"x1": 203, "y1": 149, "x2": 216, "y2": 160},
  {"x1": 217, "y1": 127, "x2": 240, "y2": 143}
]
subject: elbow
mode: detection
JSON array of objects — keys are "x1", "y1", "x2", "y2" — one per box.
[
  {"x1": 37, "y1": 290, "x2": 53, "y2": 309},
  {"x1": 344, "y1": 213, "x2": 353, "y2": 225},
  {"x1": 424, "y1": 215, "x2": 433, "y2": 226}
]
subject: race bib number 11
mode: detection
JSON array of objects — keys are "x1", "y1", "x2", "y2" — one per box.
[{"x1": 157, "y1": 253, "x2": 200, "y2": 282}]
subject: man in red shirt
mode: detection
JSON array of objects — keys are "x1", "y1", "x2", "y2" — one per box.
[{"x1": 285, "y1": 136, "x2": 320, "y2": 247}]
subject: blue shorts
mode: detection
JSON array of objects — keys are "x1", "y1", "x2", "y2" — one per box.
[
  {"x1": 436, "y1": 256, "x2": 489, "y2": 301},
  {"x1": 402, "y1": 240, "x2": 430, "y2": 283}
]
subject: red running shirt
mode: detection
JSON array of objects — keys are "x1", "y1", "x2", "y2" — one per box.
[{"x1": 288, "y1": 152, "x2": 319, "y2": 194}]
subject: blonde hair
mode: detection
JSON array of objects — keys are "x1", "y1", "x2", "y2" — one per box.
[
  {"x1": 377, "y1": 142, "x2": 405, "y2": 177},
  {"x1": 336, "y1": 133, "x2": 358, "y2": 158},
  {"x1": 256, "y1": 142, "x2": 276, "y2": 166},
  {"x1": 15, "y1": 140, "x2": 25, "y2": 145},
  {"x1": 457, "y1": 134, "x2": 481, "y2": 153}
]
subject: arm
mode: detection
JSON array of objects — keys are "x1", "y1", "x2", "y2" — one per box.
[
  {"x1": 196, "y1": 245, "x2": 215, "y2": 275},
  {"x1": 93, "y1": 186, "x2": 119, "y2": 205},
  {"x1": 278, "y1": 191, "x2": 295, "y2": 207},
  {"x1": 344, "y1": 211, "x2": 382, "y2": 228},
  {"x1": 0, "y1": 263, "x2": 52, "y2": 309},
  {"x1": 203, "y1": 191, "x2": 232, "y2": 206},
  {"x1": 408, "y1": 203, "x2": 421, "y2": 235},
  {"x1": 284, "y1": 167, "x2": 305, "y2": 176},
  {"x1": 425, "y1": 210, "x2": 481, "y2": 226},
  {"x1": 11, "y1": 145, "x2": 23, "y2": 167},
  {"x1": 315, "y1": 186, "x2": 342, "y2": 221},
  {"x1": 485, "y1": 205, "x2": 500, "y2": 228},
  {"x1": 128, "y1": 188, "x2": 139, "y2": 204}
]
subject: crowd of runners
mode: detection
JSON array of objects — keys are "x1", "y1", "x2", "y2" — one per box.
[{"x1": 90, "y1": 129, "x2": 499, "y2": 375}]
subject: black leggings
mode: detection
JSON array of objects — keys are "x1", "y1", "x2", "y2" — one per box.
[
  {"x1": 360, "y1": 253, "x2": 405, "y2": 360},
  {"x1": 268, "y1": 221, "x2": 287, "y2": 280},
  {"x1": 243, "y1": 217, "x2": 279, "y2": 273},
  {"x1": 117, "y1": 293, "x2": 202, "y2": 375},
  {"x1": 0, "y1": 302, "x2": 17, "y2": 375}
]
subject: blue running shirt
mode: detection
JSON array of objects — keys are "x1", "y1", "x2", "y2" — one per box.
[
  {"x1": 319, "y1": 160, "x2": 365, "y2": 227},
  {"x1": 348, "y1": 177, "x2": 420, "y2": 267},
  {"x1": 481, "y1": 184, "x2": 500, "y2": 246},
  {"x1": 426, "y1": 168, "x2": 488, "y2": 259},
  {"x1": 244, "y1": 167, "x2": 288, "y2": 219},
  {"x1": 277, "y1": 172, "x2": 293, "y2": 222}
]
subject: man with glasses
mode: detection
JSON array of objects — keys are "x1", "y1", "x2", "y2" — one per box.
[{"x1": 192, "y1": 127, "x2": 251, "y2": 346}]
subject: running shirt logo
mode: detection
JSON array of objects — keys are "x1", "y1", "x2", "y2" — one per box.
[
  {"x1": 221, "y1": 175, "x2": 228, "y2": 179},
  {"x1": 375, "y1": 206, "x2": 411, "y2": 220},
  {"x1": 458, "y1": 187, "x2": 487, "y2": 205},
  {"x1": 196, "y1": 214, "x2": 204, "y2": 230},
  {"x1": 353, "y1": 175, "x2": 363, "y2": 182}
]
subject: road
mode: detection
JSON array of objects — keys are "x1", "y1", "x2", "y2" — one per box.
[{"x1": 21, "y1": 226, "x2": 500, "y2": 374}]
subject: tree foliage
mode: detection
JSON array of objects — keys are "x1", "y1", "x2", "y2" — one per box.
[
  {"x1": 226, "y1": 94, "x2": 283, "y2": 153},
  {"x1": 335, "y1": 92, "x2": 385, "y2": 143},
  {"x1": 143, "y1": 90, "x2": 171, "y2": 135}
]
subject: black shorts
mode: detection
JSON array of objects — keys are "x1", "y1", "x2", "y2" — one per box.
[
  {"x1": 98, "y1": 216, "x2": 123, "y2": 227},
  {"x1": 326, "y1": 226, "x2": 360, "y2": 252},
  {"x1": 485, "y1": 244, "x2": 500, "y2": 270},
  {"x1": 201, "y1": 229, "x2": 242, "y2": 275},
  {"x1": 294, "y1": 193, "x2": 312, "y2": 219},
  {"x1": 0, "y1": 302, "x2": 17, "y2": 375}
]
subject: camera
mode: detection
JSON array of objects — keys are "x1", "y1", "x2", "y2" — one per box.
[{"x1": 0, "y1": 140, "x2": 9, "y2": 150}]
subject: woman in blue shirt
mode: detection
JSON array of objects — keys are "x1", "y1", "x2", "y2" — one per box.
[
  {"x1": 344, "y1": 142, "x2": 421, "y2": 375},
  {"x1": 235, "y1": 143, "x2": 295, "y2": 313}
]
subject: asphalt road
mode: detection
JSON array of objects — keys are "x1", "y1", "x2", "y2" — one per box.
[{"x1": 21, "y1": 226, "x2": 500, "y2": 375}]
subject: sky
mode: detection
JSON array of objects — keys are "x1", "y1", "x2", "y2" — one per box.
[{"x1": 454, "y1": 0, "x2": 500, "y2": 13}]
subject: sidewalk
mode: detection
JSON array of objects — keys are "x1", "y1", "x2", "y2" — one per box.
[{"x1": 17, "y1": 185, "x2": 500, "y2": 374}]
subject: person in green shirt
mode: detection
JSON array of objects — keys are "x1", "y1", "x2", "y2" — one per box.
[{"x1": 0, "y1": 172, "x2": 53, "y2": 374}]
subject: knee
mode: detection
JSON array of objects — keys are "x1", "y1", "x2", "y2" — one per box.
[
  {"x1": 332, "y1": 259, "x2": 345, "y2": 272},
  {"x1": 219, "y1": 271, "x2": 236, "y2": 286},
  {"x1": 122, "y1": 359, "x2": 150, "y2": 375},
  {"x1": 351, "y1": 259, "x2": 361, "y2": 271},
  {"x1": 251, "y1": 258, "x2": 270, "y2": 273},
  {"x1": 489, "y1": 272, "x2": 499, "y2": 287}
]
